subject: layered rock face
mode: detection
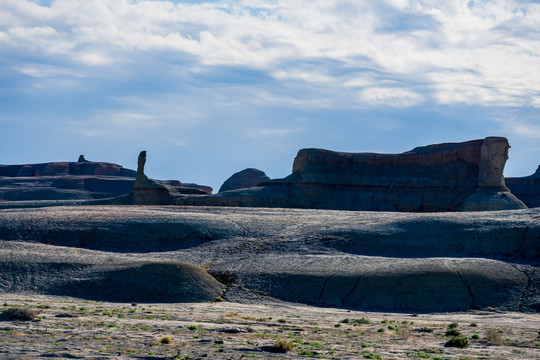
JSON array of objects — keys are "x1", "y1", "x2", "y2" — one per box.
[
  {"x1": 506, "y1": 166, "x2": 540, "y2": 208},
  {"x1": 218, "y1": 168, "x2": 270, "y2": 193},
  {"x1": 0, "y1": 157, "x2": 137, "y2": 201},
  {"x1": 183, "y1": 137, "x2": 526, "y2": 212},
  {"x1": 0, "y1": 154, "x2": 211, "y2": 202}
]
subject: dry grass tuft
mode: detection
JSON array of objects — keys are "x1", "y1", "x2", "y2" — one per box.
[
  {"x1": 273, "y1": 339, "x2": 294, "y2": 353},
  {"x1": 159, "y1": 336, "x2": 172, "y2": 344},
  {"x1": 5, "y1": 308, "x2": 39, "y2": 321},
  {"x1": 486, "y1": 328, "x2": 504, "y2": 345}
]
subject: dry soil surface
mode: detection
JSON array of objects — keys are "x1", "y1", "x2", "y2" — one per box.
[{"x1": 0, "y1": 295, "x2": 539, "y2": 360}]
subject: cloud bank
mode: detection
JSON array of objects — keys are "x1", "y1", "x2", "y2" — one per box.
[{"x1": 1, "y1": 0, "x2": 539, "y2": 188}]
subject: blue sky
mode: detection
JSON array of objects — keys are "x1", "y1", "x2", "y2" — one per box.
[{"x1": 1, "y1": 0, "x2": 539, "y2": 191}]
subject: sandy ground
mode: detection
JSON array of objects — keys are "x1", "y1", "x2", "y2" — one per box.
[{"x1": 0, "y1": 295, "x2": 539, "y2": 360}]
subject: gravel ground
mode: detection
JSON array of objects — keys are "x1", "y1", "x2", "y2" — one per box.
[{"x1": 0, "y1": 295, "x2": 539, "y2": 360}]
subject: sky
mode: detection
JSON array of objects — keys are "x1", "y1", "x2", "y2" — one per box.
[{"x1": 1, "y1": 0, "x2": 539, "y2": 191}]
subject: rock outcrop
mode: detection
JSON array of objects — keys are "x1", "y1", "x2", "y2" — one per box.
[
  {"x1": 0, "y1": 159, "x2": 137, "y2": 201},
  {"x1": 218, "y1": 168, "x2": 270, "y2": 193},
  {"x1": 0, "y1": 206, "x2": 538, "y2": 312},
  {"x1": 131, "y1": 151, "x2": 180, "y2": 205},
  {"x1": 0, "y1": 154, "x2": 211, "y2": 202},
  {"x1": 506, "y1": 165, "x2": 540, "y2": 208},
  {"x1": 181, "y1": 137, "x2": 526, "y2": 212}
]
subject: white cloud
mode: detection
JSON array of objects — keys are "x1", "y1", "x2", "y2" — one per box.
[
  {"x1": 245, "y1": 127, "x2": 304, "y2": 139},
  {"x1": 0, "y1": 0, "x2": 539, "y2": 107},
  {"x1": 360, "y1": 87, "x2": 424, "y2": 107}
]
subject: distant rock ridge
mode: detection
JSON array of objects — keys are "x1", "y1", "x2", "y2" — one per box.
[
  {"x1": 218, "y1": 168, "x2": 270, "y2": 193},
  {"x1": 180, "y1": 137, "x2": 527, "y2": 212},
  {"x1": 506, "y1": 165, "x2": 540, "y2": 208},
  {"x1": 0, "y1": 160, "x2": 137, "y2": 178},
  {"x1": 0, "y1": 154, "x2": 211, "y2": 202}
]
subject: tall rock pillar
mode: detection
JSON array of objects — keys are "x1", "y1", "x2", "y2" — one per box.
[{"x1": 461, "y1": 137, "x2": 527, "y2": 211}]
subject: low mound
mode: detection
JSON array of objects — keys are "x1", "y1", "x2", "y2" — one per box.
[
  {"x1": 239, "y1": 256, "x2": 534, "y2": 312},
  {"x1": 0, "y1": 259, "x2": 224, "y2": 303},
  {"x1": 0, "y1": 206, "x2": 538, "y2": 312},
  {"x1": 57, "y1": 262, "x2": 226, "y2": 302}
]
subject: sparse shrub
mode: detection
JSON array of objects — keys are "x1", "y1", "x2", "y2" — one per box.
[
  {"x1": 387, "y1": 325, "x2": 397, "y2": 330},
  {"x1": 486, "y1": 328, "x2": 504, "y2": 345},
  {"x1": 445, "y1": 329, "x2": 462, "y2": 337},
  {"x1": 472, "y1": 334, "x2": 480, "y2": 339},
  {"x1": 410, "y1": 351, "x2": 430, "y2": 358},
  {"x1": 445, "y1": 335, "x2": 469, "y2": 348},
  {"x1": 298, "y1": 349, "x2": 316, "y2": 356},
  {"x1": 160, "y1": 336, "x2": 172, "y2": 344},
  {"x1": 278, "y1": 319, "x2": 287, "y2": 323},
  {"x1": 273, "y1": 339, "x2": 294, "y2": 353},
  {"x1": 187, "y1": 325, "x2": 198, "y2": 331},
  {"x1": 362, "y1": 352, "x2": 382, "y2": 359},
  {"x1": 334, "y1": 323, "x2": 341, "y2": 327},
  {"x1": 341, "y1": 317, "x2": 370, "y2": 325},
  {"x1": 470, "y1": 322, "x2": 477, "y2": 327},
  {"x1": 215, "y1": 296, "x2": 223, "y2": 302},
  {"x1": 398, "y1": 324, "x2": 411, "y2": 339},
  {"x1": 448, "y1": 322, "x2": 459, "y2": 329},
  {"x1": 377, "y1": 327, "x2": 385, "y2": 333},
  {"x1": 5, "y1": 308, "x2": 38, "y2": 321}
]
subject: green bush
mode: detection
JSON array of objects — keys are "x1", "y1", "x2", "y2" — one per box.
[
  {"x1": 445, "y1": 329, "x2": 462, "y2": 337},
  {"x1": 448, "y1": 322, "x2": 459, "y2": 329},
  {"x1": 445, "y1": 335, "x2": 469, "y2": 348},
  {"x1": 362, "y1": 352, "x2": 382, "y2": 359}
]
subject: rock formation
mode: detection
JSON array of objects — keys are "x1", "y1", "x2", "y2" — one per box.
[
  {"x1": 131, "y1": 151, "x2": 179, "y2": 205},
  {"x1": 180, "y1": 137, "x2": 527, "y2": 212},
  {"x1": 218, "y1": 168, "x2": 270, "y2": 193},
  {"x1": 0, "y1": 205, "x2": 538, "y2": 312},
  {"x1": 0, "y1": 158, "x2": 137, "y2": 201},
  {"x1": 506, "y1": 165, "x2": 540, "y2": 208},
  {"x1": 0, "y1": 154, "x2": 212, "y2": 202}
]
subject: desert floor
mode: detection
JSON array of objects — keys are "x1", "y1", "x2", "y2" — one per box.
[{"x1": 0, "y1": 294, "x2": 539, "y2": 360}]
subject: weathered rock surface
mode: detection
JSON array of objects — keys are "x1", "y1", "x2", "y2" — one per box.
[
  {"x1": 0, "y1": 155, "x2": 211, "y2": 202},
  {"x1": 0, "y1": 206, "x2": 538, "y2": 312},
  {"x1": 507, "y1": 165, "x2": 540, "y2": 208},
  {"x1": 182, "y1": 137, "x2": 527, "y2": 212},
  {"x1": 219, "y1": 168, "x2": 270, "y2": 193}
]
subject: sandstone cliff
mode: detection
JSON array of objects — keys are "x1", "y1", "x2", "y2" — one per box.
[{"x1": 180, "y1": 137, "x2": 527, "y2": 212}]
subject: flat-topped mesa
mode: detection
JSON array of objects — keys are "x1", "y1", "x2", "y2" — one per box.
[
  {"x1": 290, "y1": 136, "x2": 525, "y2": 211},
  {"x1": 183, "y1": 136, "x2": 526, "y2": 212}
]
